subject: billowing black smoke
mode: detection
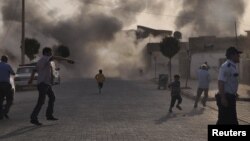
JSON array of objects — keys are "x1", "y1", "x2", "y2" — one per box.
[
  {"x1": 175, "y1": 0, "x2": 246, "y2": 36},
  {"x1": 0, "y1": 0, "x2": 166, "y2": 78}
]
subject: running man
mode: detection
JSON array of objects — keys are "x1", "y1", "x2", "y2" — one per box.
[{"x1": 95, "y1": 69, "x2": 105, "y2": 94}]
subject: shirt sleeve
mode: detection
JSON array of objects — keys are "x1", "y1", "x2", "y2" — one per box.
[{"x1": 218, "y1": 66, "x2": 227, "y2": 82}]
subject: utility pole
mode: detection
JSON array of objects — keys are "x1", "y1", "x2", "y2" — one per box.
[
  {"x1": 235, "y1": 20, "x2": 241, "y2": 81},
  {"x1": 21, "y1": 0, "x2": 25, "y2": 64},
  {"x1": 185, "y1": 48, "x2": 191, "y2": 88},
  {"x1": 235, "y1": 21, "x2": 238, "y2": 47},
  {"x1": 154, "y1": 56, "x2": 157, "y2": 79}
]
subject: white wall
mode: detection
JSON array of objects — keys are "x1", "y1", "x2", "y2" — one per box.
[
  {"x1": 190, "y1": 52, "x2": 225, "y2": 80},
  {"x1": 150, "y1": 52, "x2": 179, "y2": 79},
  {"x1": 240, "y1": 59, "x2": 250, "y2": 84}
]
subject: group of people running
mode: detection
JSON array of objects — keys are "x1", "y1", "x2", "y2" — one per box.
[
  {"x1": 1, "y1": 46, "x2": 241, "y2": 126},
  {"x1": 167, "y1": 46, "x2": 241, "y2": 125}
]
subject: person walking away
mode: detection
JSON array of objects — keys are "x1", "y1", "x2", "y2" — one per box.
[
  {"x1": 194, "y1": 64, "x2": 210, "y2": 108},
  {"x1": 0, "y1": 55, "x2": 15, "y2": 119},
  {"x1": 168, "y1": 74, "x2": 182, "y2": 113},
  {"x1": 95, "y1": 69, "x2": 105, "y2": 94},
  {"x1": 28, "y1": 47, "x2": 74, "y2": 125},
  {"x1": 216, "y1": 46, "x2": 241, "y2": 125}
]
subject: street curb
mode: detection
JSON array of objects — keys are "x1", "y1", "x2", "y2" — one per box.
[
  {"x1": 150, "y1": 79, "x2": 250, "y2": 102},
  {"x1": 181, "y1": 89, "x2": 250, "y2": 124},
  {"x1": 181, "y1": 89, "x2": 250, "y2": 102}
]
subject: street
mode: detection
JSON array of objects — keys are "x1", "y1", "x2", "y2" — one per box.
[{"x1": 0, "y1": 78, "x2": 248, "y2": 141}]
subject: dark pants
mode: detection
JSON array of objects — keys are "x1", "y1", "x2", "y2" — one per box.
[
  {"x1": 194, "y1": 88, "x2": 208, "y2": 107},
  {"x1": 215, "y1": 93, "x2": 238, "y2": 125},
  {"x1": 0, "y1": 82, "x2": 12, "y2": 119},
  {"x1": 4, "y1": 88, "x2": 14, "y2": 115},
  {"x1": 98, "y1": 83, "x2": 103, "y2": 89},
  {"x1": 98, "y1": 83, "x2": 103, "y2": 94},
  {"x1": 169, "y1": 94, "x2": 182, "y2": 108},
  {"x1": 31, "y1": 83, "x2": 55, "y2": 120}
]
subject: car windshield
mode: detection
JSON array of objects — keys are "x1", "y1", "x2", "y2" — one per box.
[{"x1": 17, "y1": 67, "x2": 34, "y2": 74}]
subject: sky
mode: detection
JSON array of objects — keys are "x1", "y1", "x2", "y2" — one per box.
[{"x1": 0, "y1": 0, "x2": 249, "y2": 78}]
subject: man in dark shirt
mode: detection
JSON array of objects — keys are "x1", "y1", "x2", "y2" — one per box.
[
  {"x1": 95, "y1": 69, "x2": 105, "y2": 94},
  {"x1": 168, "y1": 74, "x2": 182, "y2": 113},
  {"x1": 0, "y1": 55, "x2": 15, "y2": 119}
]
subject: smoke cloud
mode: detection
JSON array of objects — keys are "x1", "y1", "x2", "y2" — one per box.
[
  {"x1": 111, "y1": 0, "x2": 165, "y2": 26},
  {"x1": 0, "y1": 0, "x2": 166, "y2": 78},
  {"x1": 175, "y1": 0, "x2": 246, "y2": 36}
]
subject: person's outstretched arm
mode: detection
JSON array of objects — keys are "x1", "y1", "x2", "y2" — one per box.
[{"x1": 52, "y1": 56, "x2": 75, "y2": 64}]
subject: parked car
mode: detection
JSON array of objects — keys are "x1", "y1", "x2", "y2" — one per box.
[
  {"x1": 14, "y1": 62, "x2": 60, "y2": 91},
  {"x1": 14, "y1": 65, "x2": 38, "y2": 90}
]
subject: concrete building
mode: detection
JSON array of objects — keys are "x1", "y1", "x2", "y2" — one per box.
[
  {"x1": 136, "y1": 25, "x2": 172, "y2": 39},
  {"x1": 134, "y1": 25, "x2": 174, "y2": 78},
  {"x1": 135, "y1": 25, "x2": 250, "y2": 84},
  {"x1": 188, "y1": 33, "x2": 250, "y2": 83}
]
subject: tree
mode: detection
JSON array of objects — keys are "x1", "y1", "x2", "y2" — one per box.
[
  {"x1": 24, "y1": 38, "x2": 40, "y2": 61},
  {"x1": 173, "y1": 31, "x2": 182, "y2": 40},
  {"x1": 54, "y1": 45, "x2": 70, "y2": 58},
  {"x1": 160, "y1": 35, "x2": 180, "y2": 82}
]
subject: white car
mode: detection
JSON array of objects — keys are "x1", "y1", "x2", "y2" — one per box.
[
  {"x1": 14, "y1": 63, "x2": 60, "y2": 90},
  {"x1": 14, "y1": 65, "x2": 38, "y2": 90}
]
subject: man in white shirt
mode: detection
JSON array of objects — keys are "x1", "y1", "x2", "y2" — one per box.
[
  {"x1": 194, "y1": 64, "x2": 210, "y2": 108},
  {"x1": 216, "y1": 46, "x2": 241, "y2": 125},
  {"x1": 28, "y1": 47, "x2": 74, "y2": 125}
]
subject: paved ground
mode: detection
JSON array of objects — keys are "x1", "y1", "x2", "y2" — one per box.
[
  {"x1": 180, "y1": 79, "x2": 250, "y2": 101},
  {"x1": 179, "y1": 79, "x2": 250, "y2": 123},
  {"x1": 0, "y1": 78, "x2": 249, "y2": 141}
]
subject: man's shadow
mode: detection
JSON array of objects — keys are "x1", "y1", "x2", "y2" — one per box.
[
  {"x1": 184, "y1": 108, "x2": 205, "y2": 117},
  {"x1": 155, "y1": 108, "x2": 205, "y2": 124},
  {"x1": 0, "y1": 124, "x2": 56, "y2": 140},
  {"x1": 155, "y1": 113, "x2": 178, "y2": 124}
]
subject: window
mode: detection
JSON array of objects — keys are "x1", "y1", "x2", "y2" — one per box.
[{"x1": 17, "y1": 67, "x2": 35, "y2": 74}]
